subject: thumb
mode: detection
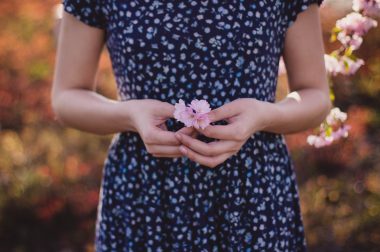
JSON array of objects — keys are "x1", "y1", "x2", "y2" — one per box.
[
  {"x1": 207, "y1": 101, "x2": 239, "y2": 123},
  {"x1": 158, "y1": 122, "x2": 168, "y2": 131},
  {"x1": 155, "y1": 101, "x2": 176, "y2": 118}
]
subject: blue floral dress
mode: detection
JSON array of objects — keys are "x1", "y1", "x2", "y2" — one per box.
[{"x1": 62, "y1": 0, "x2": 323, "y2": 251}]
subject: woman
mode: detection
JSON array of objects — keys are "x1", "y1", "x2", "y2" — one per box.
[{"x1": 52, "y1": 0, "x2": 331, "y2": 251}]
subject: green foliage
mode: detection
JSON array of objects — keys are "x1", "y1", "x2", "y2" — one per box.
[
  {"x1": 357, "y1": 56, "x2": 380, "y2": 98},
  {"x1": 28, "y1": 61, "x2": 51, "y2": 82}
]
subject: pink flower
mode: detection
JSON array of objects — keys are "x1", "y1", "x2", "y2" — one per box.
[
  {"x1": 332, "y1": 124, "x2": 351, "y2": 139},
  {"x1": 189, "y1": 99, "x2": 211, "y2": 114},
  {"x1": 307, "y1": 107, "x2": 352, "y2": 148},
  {"x1": 173, "y1": 99, "x2": 194, "y2": 127},
  {"x1": 307, "y1": 124, "x2": 351, "y2": 148},
  {"x1": 324, "y1": 54, "x2": 341, "y2": 76},
  {"x1": 336, "y1": 12, "x2": 377, "y2": 36},
  {"x1": 353, "y1": 0, "x2": 380, "y2": 17},
  {"x1": 326, "y1": 107, "x2": 348, "y2": 125},
  {"x1": 339, "y1": 56, "x2": 365, "y2": 75},
  {"x1": 189, "y1": 99, "x2": 211, "y2": 129},
  {"x1": 325, "y1": 54, "x2": 365, "y2": 76},
  {"x1": 173, "y1": 99, "x2": 211, "y2": 129},
  {"x1": 192, "y1": 112, "x2": 211, "y2": 130},
  {"x1": 307, "y1": 135, "x2": 333, "y2": 148},
  {"x1": 337, "y1": 32, "x2": 363, "y2": 50}
]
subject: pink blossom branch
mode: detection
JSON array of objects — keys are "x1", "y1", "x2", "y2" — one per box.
[{"x1": 279, "y1": 0, "x2": 380, "y2": 147}]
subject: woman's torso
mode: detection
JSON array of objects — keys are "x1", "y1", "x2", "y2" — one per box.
[{"x1": 94, "y1": 1, "x2": 306, "y2": 250}]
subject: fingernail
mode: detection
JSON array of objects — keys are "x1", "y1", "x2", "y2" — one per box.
[{"x1": 179, "y1": 145, "x2": 187, "y2": 154}]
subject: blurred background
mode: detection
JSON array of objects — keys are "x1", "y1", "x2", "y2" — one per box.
[{"x1": 0, "y1": 0, "x2": 379, "y2": 251}]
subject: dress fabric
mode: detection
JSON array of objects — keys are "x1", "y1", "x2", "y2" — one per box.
[{"x1": 62, "y1": 0, "x2": 323, "y2": 251}]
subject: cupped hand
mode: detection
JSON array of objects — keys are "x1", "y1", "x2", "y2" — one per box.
[
  {"x1": 174, "y1": 98, "x2": 270, "y2": 168},
  {"x1": 127, "y1": 99, "x2": 198, "y2": 158}
]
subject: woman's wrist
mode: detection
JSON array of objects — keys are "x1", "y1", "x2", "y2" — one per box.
[
  {"x1": 252, "y1": 99, "x2": 282, "y2": 134},
  {"x1": 254, "y1": 89, "x2": 332, "y2": 135},
  {"x1": 114, "y1": 99, "x2": 138, "y2": 133}
]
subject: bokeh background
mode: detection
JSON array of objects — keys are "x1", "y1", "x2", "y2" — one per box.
[{"x1": 0, "y1": 0, "x2": 379, "y2": 251}]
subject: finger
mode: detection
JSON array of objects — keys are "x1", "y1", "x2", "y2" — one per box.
[
  {"x1": 146, "y1": 144, "x2": 182, "y2": 156},
  {"x1": 179, "y1": 145, "x2": 235, "y2": 168},
  {"x1": 153, "y1": 153, "x2": 183, "y2": 158},
  {"x1": 146, "y1": 126, "x2": 181, "y2": 145},
  {"x1": 176, "y1": 132, "x2": 239, "y2": 156},
  {"x1": 154, "y1": 101, "x2": 176, "y2": 119},
  {"x1": 207, "y1": 102, "x2": 240, "y2": 123},
  {"x1": 176, "y1": 126, "x2": 200, "y2": 139},
  {"x1": 196, "y1": 123, "x2": 244, "y2": 141},
  {"x1": 176, "y1": 126, "x2": 196, "y2": 136}
]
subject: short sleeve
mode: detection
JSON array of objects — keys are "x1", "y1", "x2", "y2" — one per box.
[
  {"x1": 285, "y1": 0, "x2": 324, "y2": 30},
  {"x1": 62, "y1": 0, "x2": 107, "y2": 29}
]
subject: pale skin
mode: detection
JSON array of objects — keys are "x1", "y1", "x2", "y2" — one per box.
[{"x1": 52, "y1": 4, "x2": 332, "y2": 168}]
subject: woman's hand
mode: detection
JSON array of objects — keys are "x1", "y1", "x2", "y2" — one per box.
[
  {"x1": 128, "y1": 99, "x2": 198, "y2": 158},
  {"x1": 174, "y1": 98, "x2": 270, "y2": 168}
]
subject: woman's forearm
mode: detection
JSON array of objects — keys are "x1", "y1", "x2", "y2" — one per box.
[
  {"x1": 52, "y1": 88, "x2": 137, "y2": 135},
  {"x1": 260, "y1": 88, "x2": 332, "y2": 135}
]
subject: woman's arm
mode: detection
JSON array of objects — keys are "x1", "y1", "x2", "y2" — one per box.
[
  {"x1": 260, "y1": 3, "x2": 332, "y2": 134},
  {"x1": 52, "y1": 11, "x2": 196, "y2": 158},
  {"x1": 51, "y1": 12, "x2": 136, "y2": 135}
]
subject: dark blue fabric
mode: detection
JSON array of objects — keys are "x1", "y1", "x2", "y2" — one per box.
[
  {"x1": 63, "y1": 0, "x2": 106, "y2": 29},
  {"x1": 286, "y1": 0, "x2": 324, "y2": 30},
  {"x1": 62, "y1": 0, "x2": 323, "y2": 251}
]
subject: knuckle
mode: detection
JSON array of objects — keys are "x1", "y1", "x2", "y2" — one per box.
[
  {"x1": 186, "y1": 151, "x2": 194, "y2": 160},
  {"x1": 208, "y1": 161, "x2": 218, "y2": 168},
  {"x1": 204, "y1": 147, "x2": 213, "y2": 156},
  {"x1": 232, "y1": 145, "x2": 241, "y2": 152},
  {"x1": 233, "y1": 133, "x2": 242, "y2": 141},
  {"x1": 234, "y1": 126, "x2": 246, "y2": 141},
  {"x1": 242, "y1": 125, "x2": 251, "y2": 139},
  {"x1": 143, "y1": 134, "x2": 152, "y2": 144},
  {"x1": 183, "y1": 139, "x2": 191, "y2": 148},
  {"x1": 240, "y1": 129, "x2": 248, "y2": 139},
  {"x1": 212, "y1": 110, "x2": 220, "y2": 121},
  {"x1": 202, "y1": 128, "x2": 212, "y2": 137},
  {"x1": 230, "y1": 148, "x2": 238, "y2": 155},
  {"x1": 142, "y1": 130, "x2": 156, "y2": 144},
  {"x1": 145, "y1": 145, "x2": 154, "y2": 154}
]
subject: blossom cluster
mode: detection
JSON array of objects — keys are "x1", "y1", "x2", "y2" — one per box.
[
  {"x1": 173, "y1": 99, "x2": 211, "y2": 129},
  {"x1": 335, "y1": 12, "x2": 377, "y2": 50},
  {"x1": 279, "y1": 0, "x2": 379, "y2": 148},
  {"x1": 324, "y1": 54, "x2": 364, "y2": 76},
  {"x1": 353, "y1": 0, "x2": 380, "y2": 16},
  {"x1": 329, "y1": 4, "x2": 378, "y2": 76},
  {"x1": 307, "y1": 108, "x2": 351, "y2": 148}
]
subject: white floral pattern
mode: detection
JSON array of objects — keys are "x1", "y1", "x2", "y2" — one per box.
[{"x1": 62, "y1": 0, "x2": 323, "y2": 251}]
